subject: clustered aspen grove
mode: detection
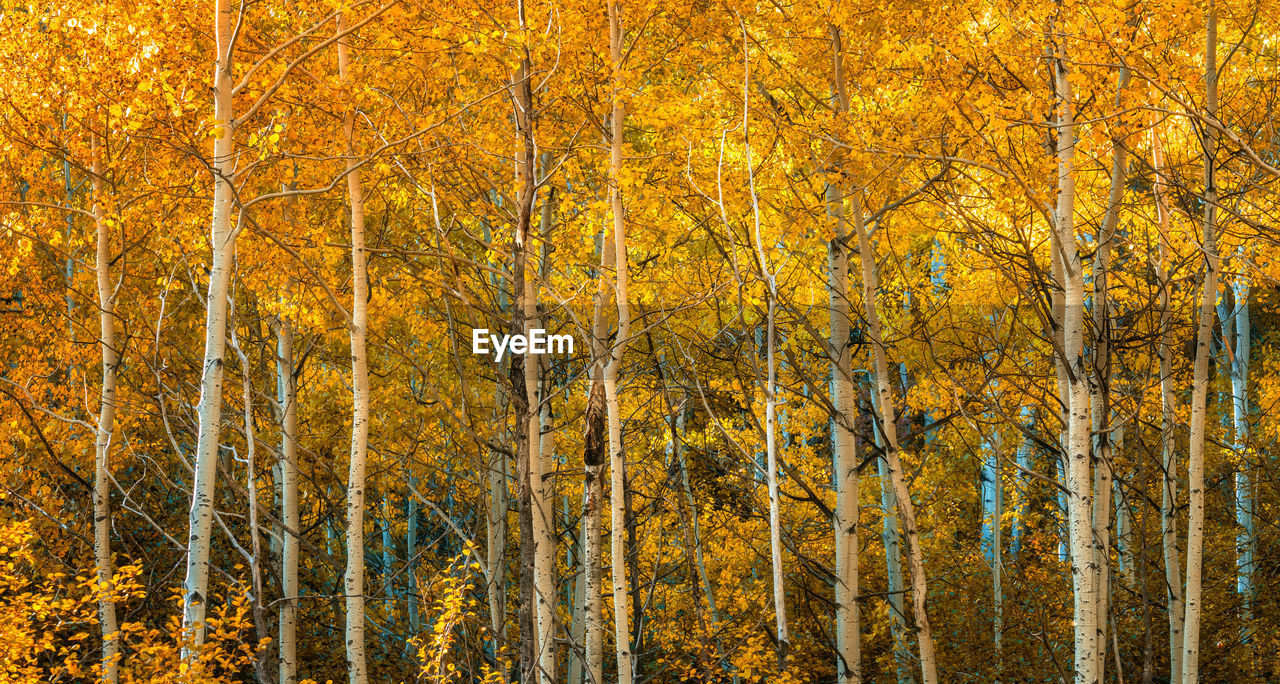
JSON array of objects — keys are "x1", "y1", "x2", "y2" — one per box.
[{"x1": 2, "y1": 0, "x2": 1279, "y2": 682}]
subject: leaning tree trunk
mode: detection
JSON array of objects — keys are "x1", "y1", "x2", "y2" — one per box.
[
  {"x1": 91, "y1": 136, "x2": 120, "y2": 684},
  {"x1": 337, "y1": 14, "x2": 371, "y2": 682},
  {"x1": 870, "y1": 377, "x2": 909, "y2": 682},
  {"x1": 852, "y1": 196, "x2": 939, "y2": 684},
  {"x1": 1181, "y1": 7, "x2": 1219, "y2": 682},
  {"x1": 181, "y1": 0, "x2": 239, "y2": 649}
]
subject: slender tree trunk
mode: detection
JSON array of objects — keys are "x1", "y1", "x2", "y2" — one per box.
[
  {"x1": 739, "y1": 18, "x2": 788, "y2": 669},
  {"x1": 532, "y1": 354, "x2": 555, "y2": 683},
  {"x1": 1181, "y1": 8, "x2": 1219, "y2": 681},
  {"x1": 1152, "y1": 130, "x2": 1184, "y2": 682},
  {"x1": 486, "y1": 245, "x2": 509, "y2": 670},
  {"x1": 182, "y1": 0, "x2": 238, "y2": 647},
  {"x1": 529, "y1": 164, "x2": 557, "y2": 684},
  {"x1": 1115, "y1": 427, "x2": 1133, "y2": 588},
  {"x1": 1216, "y1": 259, "x2": 1253, "y2": 638},
  {"x1": 91, "y1": 137, "x2": 120, "y2": 684},
  {"x1": 1092, "y1": 68, "x2": 1129, "y2": 684},
  {"x1": 274, "y1": 296, "x2": 300, "y2": 684},
  {"x1": 827, "y1": 26, "x2": 860, "y2": 684},
  {"x1": 1052, "y1": 239, "x2": 1072, "y2": 566},
  {"x1": 231, "y1": 318, "x2": 274, "y2": 683},
  {"x1": 604, "y1": 3, "x2": 634, "y2": 681},
  {"x1": 866, "y1": 375, "x2": 909, "y2": 683},
  {"x1": 406, "y1": 475, "x2": 421, "y2": 634},
  {"x1": 583, "y1": 381, "x2": 606, "y2": 684},
  {"x1": 568, "y1": 499, "x2": 588, "y2": 684},
  {"x1": 853, "y1": 196, "x2": 939, "y2": 684},
  {"x1": 1053, "y1": 35, "x2": 1100, "y2": 684},
  {"x1": 337, "y1": 14, "x2": 371, "y2": 681},
  {"x1": 1220, "y1": 277, "x2": 1253, "y2": 627},
  {"x1": 1011, "y1": 407, "x2": 1035, "y2": 556},
  {"x1": 582, "y1": 226, "x2": 614, "y2": 684},
  {"x1": 993, "y1": 432, "x2": 1004, "y2": 680}
]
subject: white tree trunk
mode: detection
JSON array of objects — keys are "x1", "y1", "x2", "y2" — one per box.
[
  {"x1": 1010, "y1": 407, "x2": 1034, "y2": 557},
  {"x1": 338, "y1": 14, "x2": 371, "y2": 682},
  {"x1": 740, "y1": 19, "x2": 788, "y2": 668},
  {"x1": 486, "y1": 251, "x2": 509, "y2": 667},
  {"x1": 230, "y1": 317, "x2": 272, "y2": 683},
  {"x1": 568, "y1": 498, "x2": 588, "y2": 684},
  {"x1": 1052, "y1": 37, "x2": 1100, "y2": 684},
  {"x1": 853, "y1": 197, "x2": 939, "y2": 684},
  {"x1": 1219, "y1": 277, "x2": 1252, "y2": 623},
  {"x1": 530, "y1": 348, "x2": 555, "y2": 683},
  {"x1": 1216, "y1": 259, "x2": 1253, "y2": 634},
  {"x1": 606, "y1": 2, "x2": 634, "y2": 680},
  {"x1": 824, "y1": 32, "x2": 860, "y2": 675},
  {"x1": 528, "y1": 163, "x2": 557, "y2": 684},
  {"x1": 91, "y1": 138, "x2": 120, "y2": 684},
  {"x1": 1181, "y1": 8, "x2": 1219, "y2": 681},
  {"x1": 181, "y1": 0, "x2": 238, "y2": 648},
  {"x1": 583, "y1": 227, "x2": 615, "y2": 684},
  {"x1": 275, "y1": 297, "x2": 300, "y2": 684},
  {"x1": 1091, "y1": 69, "x2": 1128, "y2": 683},
  {"x1": 870, "y1": 378, "x2": 909, "y2": 683},
  {"x1": 828, "y1": 177, "x2": 861, "y2": 684}
]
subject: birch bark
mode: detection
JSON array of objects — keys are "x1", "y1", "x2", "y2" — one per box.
[
  {"x1": 853, "y1": 197, "x2": 938, "y2": 683},
  {"x1": 1091, "y1": 68, "x2": 1129, "y2": 684},
  {"x1": 827, "y1": 26, "x2": 859, "y2": 683},
  {"x1": 606, "y1": 4, "x2": 634, "y2": 679},
  {"x1": 274, "y1": 294, "x2": 299, "y2": 684},
  {"x1": 91, "y1": 137, "x2": 120, "y2": 684},
  {"x1": 181, "y1": 0, "x2": 239, "y2": 648},
  {"x1": 1180, "y1": 7, "x2": 1219, "y2": 681},
  {"x1": 582, "y1": 228, "x2": 615, "y2": 684},
  {"x1": 1052, "y1": 35, "x2": 1100, "y2": 684},
  {"x1": 337, "y1": 14, "x2": 371, "y2": 682}
]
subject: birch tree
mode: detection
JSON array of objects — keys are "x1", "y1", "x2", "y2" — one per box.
[
  {"x1": 1051, "y1": 28, "x2": 1100, "y2": 683},
  {"x1": 1090, "y1": 67, "x2": 1130, "y2": 684},
  {"x1": 740, "y1": 16, "x2": 789, "y2": 670},
  {"x1": 827, "y1": 25, "x2": 860, "y2": 684},
  {"x1": 337, "y1": 13, "x2": 372, "y2": 681},
  {"x1": 852, "y1": 195, "x2": 939, "y2": 683},
  {"x1": 180, "y1": 0, "x2": 242, "y2": 647},
  {"x1": 274, "y1": 292, "x2": 300, "y2": 684},
  {"x1": 1180, "y1": 7, "x2": 1220, "y2": 681},
  {"x1": 91, "y1": 135, "x2": 120, "y2": 684},
  {"x1": 606, "y1": 2, "x2": 634, "y2": 678}
]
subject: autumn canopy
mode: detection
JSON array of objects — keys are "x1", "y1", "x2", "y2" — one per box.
[{"x1": 1, "y1": 0, "x2": 1278, "y2": 682}]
